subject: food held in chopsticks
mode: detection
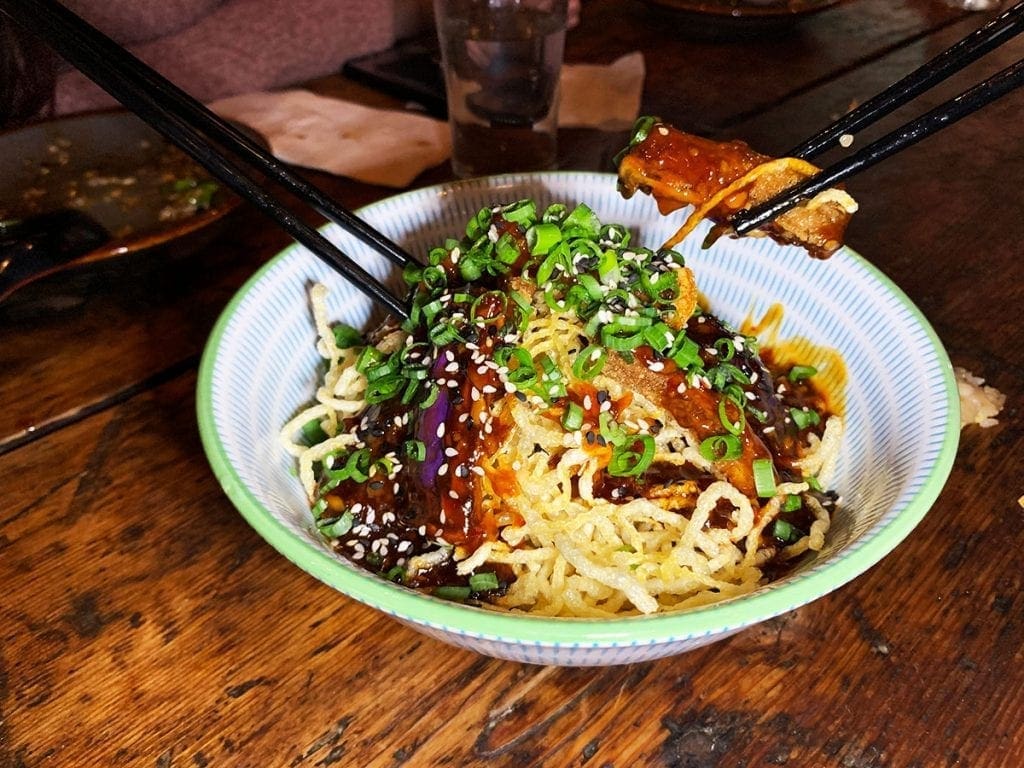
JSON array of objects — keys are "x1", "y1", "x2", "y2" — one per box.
[
  {"x1": 282, "y1": 200, "x2": 843, "y2": 616},
  {"x1": 616, "y1": 117, "x2": 858, "y2": 258}
]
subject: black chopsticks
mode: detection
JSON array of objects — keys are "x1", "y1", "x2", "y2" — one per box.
[
  {"x1": 0, "y1": 0, "x2": 415, "y2": 319},
  {"x1": 732, "y1": 1, "x2": 1024, "y2": 236}
]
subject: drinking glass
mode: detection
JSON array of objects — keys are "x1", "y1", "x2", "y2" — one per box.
[{"x1": 433, "y1": 0, "x2": 568, "y2": 178}]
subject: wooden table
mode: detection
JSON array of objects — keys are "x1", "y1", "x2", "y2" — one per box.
[{"x1": 3, "y1": 1, "x2": 1022, "y2": 765}]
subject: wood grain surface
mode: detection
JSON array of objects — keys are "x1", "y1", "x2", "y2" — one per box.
[{"x1": 3, "y1": 1, "x2": 1023, "y2": 766}]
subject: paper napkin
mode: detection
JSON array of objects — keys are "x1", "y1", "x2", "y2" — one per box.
[{"x1": 209, "y1": 52, "x2": 645, "y2": 188}]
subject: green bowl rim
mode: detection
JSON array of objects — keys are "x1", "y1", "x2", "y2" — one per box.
[{"x1": 196, "y1": 172, "x2": 960, "y2": 646}]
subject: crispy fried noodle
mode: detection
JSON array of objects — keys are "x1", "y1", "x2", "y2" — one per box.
[{"x1": 282, "y1": 194, "x2": 844, "y2": 617}]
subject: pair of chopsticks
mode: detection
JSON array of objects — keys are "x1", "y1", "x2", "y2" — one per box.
[
  {"x1": 0, "y1": 0, "x2": 415, "y2": 319},
  {"x1": 732, "y1": 0, "x2": 1024, "y2": 234}
]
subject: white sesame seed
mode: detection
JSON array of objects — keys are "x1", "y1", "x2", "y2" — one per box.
[
  {"x1": 445, "y1": 362, "x2": 459, "y2": 373},
  {"x1": 448, "y1": 490, "x2": 459, "y2": 499},
  {"x1": 472, "y1": 466, "x2": 485, "y2": 476},
  {"x1": 482, "y1": 384, "x2": 497, "y2": 394},
  {"x1": 438, "y1": 463, "x2": 449, "y2": 476},
  {"x1": 418, "y1": 525, "x2": 427, "y2": 536},
  {"x1": 445, "y1": 447, "x2": 458, "y2": 457},
  {"x1": 436, "y1": 423, "x2": 446, "y2": 438}
]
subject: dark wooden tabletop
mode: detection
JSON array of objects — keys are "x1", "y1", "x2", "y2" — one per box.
[{"x1": 3, "y1": 1, "x2": 1022, "y2": 765}]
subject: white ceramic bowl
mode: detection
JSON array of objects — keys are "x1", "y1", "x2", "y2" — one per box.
[{"x1": 197, "y1": 172, "x2": 959, "y2": 666}]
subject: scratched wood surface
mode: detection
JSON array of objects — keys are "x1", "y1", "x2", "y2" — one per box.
[{"x1": 3, "y1": 0, "x2": 1023, "y2": 766}]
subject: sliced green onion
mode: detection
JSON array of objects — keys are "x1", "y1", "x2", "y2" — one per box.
[
  {"x1": 790, "y1": 407, "x2": 822, "y2": 430},
  {"x1": 536, "y1": 251, "x2": 561, "y2": 285},
  {"x1": 782, "y1": 494, "x2": 803, "y2": 512},
  {"x1": 434, "y1": 585, "x2": 471, "y2": 602},
  {"x1": 495, "y1": 233, "x2": 520, "y2": 265},
  {"x1": 385, "y1": 565, "x2": 406, "y2": 583},
  {"x1": 365, "y1": 374, "x2": 404, "y2": 404},
  {"x1": 355, "y1": 345, "x2": 385, "y2": 374},
  {"x1": 572, "y1": 345, "x2": 607, "y2": 380},
  {"x1": 421, "y1": 265, "x2": 447, "y2": 291},
  {"x1": 714, "y1": 338, "x2": 736, "y2": 361},
  {"x1": 598, "y1": 411, "x2": 627, "y2": 447},
  {"x1": 470, "y1": 290, "x2": 507, "y2": 324},
  {"x1": 317, "y1": 510, "x2": 354, "y2": 538},
  {"x1": 670, "y1": 336, "x2": 702, "y2": 369},
  {"x1": 501, "y1": 199, "x2": 537, "y2": 226},
  {"x1": 459, "y1": 253, "x2": 485, "y2": 282},
  {"x1": 542, "y1": 203, "x2": 567, "y2": 223},
  {"x1": 343, "y1": 448, "x2": 371, "y2": 484},
  {"x1": 465, "y1": 206, "x2": 492, "y2": 240},
  {"x1": 404, "y1": 439, "x2": 426, "y2": 461},
  {"x1": 607, "y1": 435, "x2": 656, "y2": 477},
  {"x1": 752, "y1": 458, "x2": 777, "y2": 498},
  {"x1": 428, "y1": 322, "x2": 461, "y2": 345},
  {"x1": 718, "y1": 397, "x2": 745, "y2": 436},
  {"x1": 577, "y1": 273, "x2": 603, "y2": 301},
  {"x1": 698, "y1": 434, "x2": 742, "y2": 462},
  {"x1": 468, "y1": 571, "x2": 500, "y2": 592},
  {"x1": 643, "y1": 322, "x2": 675, "y2": 353},
  {"x1": 805, "y1": 475, "x2": 823, "y2": 492},
  {"x1": 597, "y1": 249, "x2": 620, "y2": 284},
  {"x1": 331, "y1": 324, "x2": 362, "y2": 349},
  {"x1": 301, "y1": 418, "x2": 328, "y2": 446},
  {"x1": 527, "y1": 222, "x2": 562, "y2": 255},
  {"x1": 419, "y1": 384, "x2": 439, "y2": 409},
  {"x1": 562, "y1": 402, "x2": 585, "y2": 431},
  {"x1": 772, "y1": 519, "x2": 799, "y2": 543},
  {"x1": 788, "y1": 364, "x2": 818, "y2": 382},
  {"x1": 562, "y1": 203, "x2": 601, "y2": 238}
]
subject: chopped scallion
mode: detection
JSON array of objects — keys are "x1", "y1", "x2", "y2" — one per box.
[
  {"x1": 698, "y1": 434, "x2": 742, "y2": 462},
  {"x1": 434, "y1": 585, "x2": 471, "y2": 602},
  {"x1": 468, "y1": 571, "x2": 500, "y2": 592},
  {"x1": 752, "y1": 458, "x2": 777, "y2": 498},
  {"x1": 562, "y1": 402, "x2": 585, "y2": 431},
  {"x1": 790, "y1": 407, "x2": 821, "y2": 430},
  {"x1": 788, "y1": 364, "x2": 818, "y2": 382}
]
